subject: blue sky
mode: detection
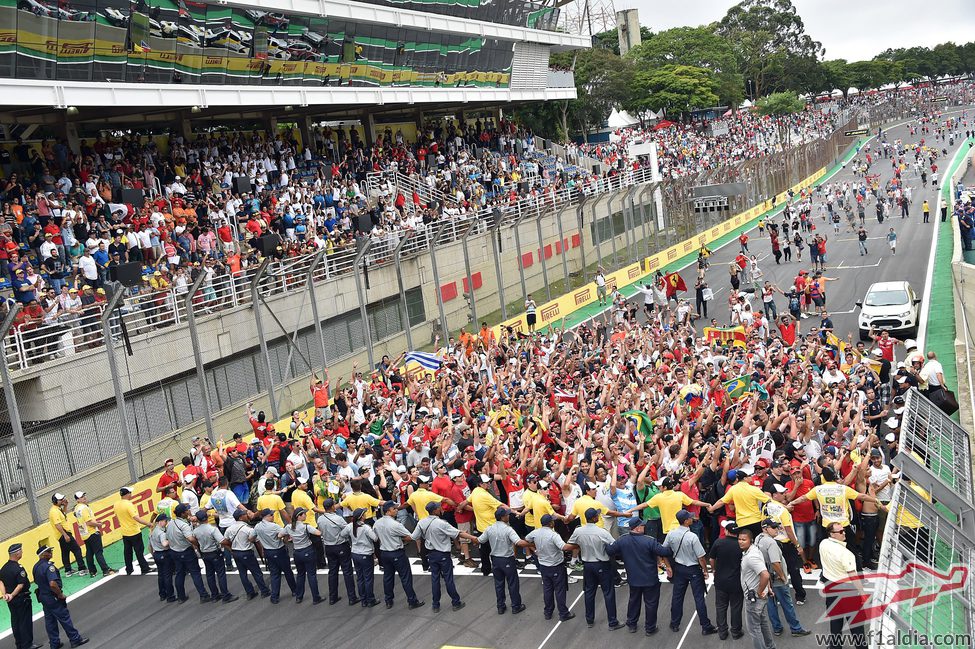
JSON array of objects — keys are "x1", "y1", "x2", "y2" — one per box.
[{"x1": 615, "y1": 0, "x2": 975, "y2": 61}]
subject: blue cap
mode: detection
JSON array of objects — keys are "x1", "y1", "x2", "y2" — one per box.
[
  {"x1": 322, "y1": 498, "x2": 336, "y2": 509},
  {"x1": 727, "y1": 469, "x2": 738, "y2": 482},
  {"x1": 352, "y1": 508, "x2": 366, "y2": 520},
  {"x1": 584, "y1": 507, "x2": 600, "y2": 522},
  {"x1": 425, "y1": 501, "x2": 441, "y2": 514},
  {"x1": 628, "y1": 516, "x2": 645, "y2": 530},
  {"x1": 382, "y1": 500, "x2": 398, "y2": 513},
  {"x1": 495, "y1": 507, "x2": 510, "y2": 520},
  {"x1": 540, "y1": 513, "x2": 555, "y2": 526},
  {"x1": 676, "y1": 509, "x2": 695, "y2": 523}
]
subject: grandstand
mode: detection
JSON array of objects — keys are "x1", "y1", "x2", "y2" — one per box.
[{"x1": 0, "y1": 0, "x2": 586, "y2": 533}]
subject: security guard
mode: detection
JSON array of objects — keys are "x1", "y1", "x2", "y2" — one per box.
[
  {"x1": 566, "y1": 507, "x2": 622, "y2": 630},
  {"x1": 73, "y1": 492, "x2": 114, "y2": 578},
  {"x1": 341, "y1": 508, "x2": 381, "y2": 608},
  {"x1": 168, "y1": 503, "x2": 211, "y2": 603},
  {"x1": 193, "y1": 510, "x2": 237, "y2": 603},
  {"x1": 664, "y1": 510, "x2": 717, "y2": 635},
  {"x1": 413, "y1": 501, "x2": 479, "y2": 612},
  {"x1": 526, "y1": 513, "x2": 575, "y2": 622},
  {"x1": 148, "y1": 514, "x2": 175, "y2": 602},
  {"x1": 255, "y1": 507, "x2": 296, "y2": 604},
  {"x1": 607, "y1": 517, "x2": 673, "y2": 635},
  {"x1": 32, "y1": 545, "x2": 88, "y2": 647},
  {"x1": 287, "y1": 507, "x2": 324, "y2": 604},
  {"x1": 0, "y1": 543, "x2": 38, "y2": 649},
  {"x1": 374, "y1": 500, "x2": 424, "y2": 609},
  {"x1": 479, "y1": 507, "x2": 530, "y2": 615},
  {"x1": 224, "y1": 509, "x2": 270, "y2": 599},
  {"x1": 316, "y1": 498, "x2": 358, "y2": 605}
]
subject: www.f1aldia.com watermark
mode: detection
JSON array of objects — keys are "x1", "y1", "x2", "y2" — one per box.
[
  {"x1": 818, "y1": 561, "x2": 969, "y2": 626},
  {"x1": 814, "y1": 629, "x2": 973, "y2": 647}
]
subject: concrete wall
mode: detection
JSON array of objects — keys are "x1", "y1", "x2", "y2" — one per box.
[{"x1": 949, "y1": 148, "x2": 975, "y2": 434}]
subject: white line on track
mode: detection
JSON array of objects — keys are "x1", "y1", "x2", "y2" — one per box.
[{"x1": 536, "y1": 589, "x2": 585, "y2": 649}]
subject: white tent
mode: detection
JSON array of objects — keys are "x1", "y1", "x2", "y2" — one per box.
[{"x1": 607, "y1": 107, "x2": 640, "y2": 129}]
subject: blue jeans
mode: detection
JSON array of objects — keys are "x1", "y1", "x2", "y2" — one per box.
[
  {"x1": 794, "y1": 522, "x2": 816, "y2": 550},
  {"x1": 767, "y1": 583, "x2": 805, "y2": 633}
]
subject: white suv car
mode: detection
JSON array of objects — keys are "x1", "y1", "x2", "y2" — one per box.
[{"x1": 856, "y1": 281, "x2": 920, "y2": 341}]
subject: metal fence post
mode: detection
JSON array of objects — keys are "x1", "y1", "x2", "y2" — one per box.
[
  {"x1": 353, "y1": 239, "x2": 375, "y2": 370},
  {"x1": 305, "y1": 249, "x2": 329, "y2": 370},
  {"x1": 555, "y1": 203, "x2": 571, "y2": 287},
  {"x1": 101, "y1": 282, "x2": 139, "y2": 484},
  {"x1": 607, "y1": 192, "x2": 620, "y2": 267},
  {"x1": 392, "y1": 233, "x2": 415, "y2": 351},
  {"x1": 575, "y1": 196, "x2": 590, "y2": 288},
  {"x1": 185, "y1": 270, "x2": 216, "y2": 445},
  {"x1": 0, "y1": 304, "x2": 40, "y2": 523},
  {"x1": 534, "y1": 211, "x2": 552, "y2": 302},
  {"x1": 590, "y1": 196, "x2": 604, "y2": 271},
  {"x1": 489, "y1": 210, "x2": 508, "y2": 320},
  {"x1": 460, "y1": 220, "x2": 480, "y2": 327},
  {"x1": 427, "y1": 222, "x2": 451, "y2": 341},
  {"x1": 250, "y1": 259, "x2": 279, "y2": 422},
  {"x1": 511, "y1": 211, "x2": 530, "y2": 302}
]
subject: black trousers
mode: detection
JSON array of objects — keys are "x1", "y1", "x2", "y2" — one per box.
[
  {"x1": 479, "y1": 539, "x2": 493, "y2": 575},
  {"x1": 324, "y1": 542, "x2": 357, "y2": 601},
  {"x1": 83, "y1": 533, "x2": 111, "y2": 574},
  {"x1": 825, "y1": 590, "x2": 866, "y2": 649},
  {"x1": 582, "y1": 560, "x2": 617, "y2": 626},
  {"x1": 7, "y1": 595, "x2": 33, "y2": 649},
  {"x1": 714, "y1": 586, "x2": 743, "y2": 635},
  {"x1": 626, "y1": 584, "x2": 661, "y2": 632},
  {"x1": 539, "y1": 563, "x2": 570, "y2": 618},
  {"x1": 781, "y1": 541, "x2": 806, "y2": 603},
  {"x1": 122, "y1": 532, "x2": 151, "y2": 574},
  {"x1": 860, "y1": 514, "x2": 881, "y2": 568},
  {"x1": 58, "y1": 534, "x2": 84, "y2": 572}
]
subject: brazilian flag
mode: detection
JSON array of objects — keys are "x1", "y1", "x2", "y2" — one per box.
[
  {"x1": 723, "y1": 375, "x2": 753, "y2": 400},
  {"x1": 622, "y1": 410, "x2": 654, "y2": 440}
]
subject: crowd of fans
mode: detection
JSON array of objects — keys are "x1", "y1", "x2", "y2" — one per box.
[{"x1": 0, "y1": 84, "x2": 971, "y2": 367}]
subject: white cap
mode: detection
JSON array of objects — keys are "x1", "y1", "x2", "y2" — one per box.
[
  {"x1": 74, "y1": 491, "x2": 85, "y2": 500},
  {"x1": 904, "y1": 339, "x2": 917, "y2": 349},
  {"x1": 885, "y1": 432, "x2": 897, "y2": 442},
  {"x1": 448, "y1": 469, "x2": 464, "y2": 479},
  {"x1": 183, "y1": 473, "x2": 195, "y2": 483},
  {"x1": 479, "y1": 474, "x2": 493, "y2": 483},
  {"x1": 886, "y1": 417, "x2": 900, "y2": 429},
  {"x1": 297, "y1": 476, "x2": 308, "y2": 485},
  {"x1": 720, "y1": 519, "x2": 737, "y2": 529},
  {"x1": 772, "y1": 483, "x2": 787, "y2": 493},
  {"x1": 894, "y1": 407, "x2": 905, "y2": 415},
  {"x1": 54, "y1": 492, "x2": 66, "y2": 501},
  {"x1": 418, "y1": 474, "x2": 431, "y2": 483},
  {"x1": 538, "y1": 479, "x2": 549, "y2": 489},
  {"x1": 871, "y1": 348, "x2": 883, "y2": 357},
  {"x1": 267, "y1": 467, "x2": 279, "y2": 477},
  {"x1": 897, "y1": 376, "x2": 908, "y2": 383}
]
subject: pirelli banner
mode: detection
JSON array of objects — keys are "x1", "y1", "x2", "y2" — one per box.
[{"x1": 493, "y1": 165, "x2": 827, "y2": 339}]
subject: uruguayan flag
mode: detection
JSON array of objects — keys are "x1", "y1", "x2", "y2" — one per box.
[{"x1": 405, "y1": 351, "x2": 442, "y2": 371}]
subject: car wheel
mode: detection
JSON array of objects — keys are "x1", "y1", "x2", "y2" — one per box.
[{"x1": 859, "y1": 328, "x2": 871, "y2": 341}]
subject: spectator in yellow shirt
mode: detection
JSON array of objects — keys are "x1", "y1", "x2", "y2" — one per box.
[
  {"x1": 707, "y1": 469, "x2": 771, "y2": 536},
  {"x1": 339, "y1": 478, "x2": 382, "y2": 522},
  {"x1": 256, "y1": 479, "x2": 290, "y2": 527}
]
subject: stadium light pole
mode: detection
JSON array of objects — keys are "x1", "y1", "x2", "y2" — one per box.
[
  {"x1": 392, "y1": 232, "x2": 414, "y2": 351},
  {"x1": 427, "y1": 222, "x2": 451, "y2": 342},
  {"x1": 353, "y1": 238, "x2": 375, "y2": 370},
  {"x1": 101, "y1": 282, "x2": 139, "y2": 484},
  {"x1": 0, "y1": 303, "x2": 40, "y2": 524},
  {"x1": 489, "y1": 208, "x2": 508, "y2": 320},
  {"x1": 250, "y1": 259, "x2": 279, "y2": 422},
  {"x1": 185, "y1": 270, "x2": 215, "y2": 446}
]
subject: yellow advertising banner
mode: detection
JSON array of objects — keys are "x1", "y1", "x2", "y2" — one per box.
[{"x1": 491, "y1": 166, "x2": 827, "y2": 340}]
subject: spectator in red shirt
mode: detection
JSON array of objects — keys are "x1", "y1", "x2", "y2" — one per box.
[
  {"x1": 785, "y1": 460, "x2": 817, "y2": 569},
  {"x1": 156, "y1": 458, "x2": 180, "y2": 494},
  {"x1": 446, "y1": 468, "x2": 476, "y2": 567}
]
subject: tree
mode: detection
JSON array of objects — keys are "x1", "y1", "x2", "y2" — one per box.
[
  {"x1": 822, "y1": 59, "x2": 853, "y2": 97},
  {"x1": 755, "y1": 91, "x2": 804, "y2": 146},
  {"x1": 717, "y1": 0, "x2": 823, "y2": 98},
  {"x1": 628, "y1": 25, "x2": 744, "y2": 109},
  {"x1": 628, "y1": 65, "x2": 719, "y2": 120}
]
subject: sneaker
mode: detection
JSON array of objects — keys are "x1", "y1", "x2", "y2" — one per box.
[
  {"x1": 65, "y1": 570, "x2": 76, "y2": 577},
  {"x1": 773, "y1": 628, "x2": 783, "y2": 636},
  {"x1": 463, "y1": 559, "x2": 477, "y2": 569},
  {"x1": 452, "y1": 602, "x2": 466, "y2": 611},
  {"x1": 77, "y1": 570, "x2": 89, "y2": 576},
  {"x1": 803, "y1": 564, "x2": 812, "y2": 574},
  {"x1": 106, "y1": 569, "x2": 117, "y2": 576},
  {"x1": 792, "y1": 629, "x2": 811, "y2": 637},
  {"x1": 511, "y1": 604, "x2": 526, "y2": 614},
  {"x1": 796, "y1": 599, "x2": 806, "y2": 606}
]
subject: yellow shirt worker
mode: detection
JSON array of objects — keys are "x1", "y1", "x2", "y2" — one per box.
[
  {"x1": 256, "y1": 491, "x2": 288, "y2": 526},
  {"x1": 707, "y1": 470, "x2": 770, "y2": 527},
  {"x1": 469, "y1": 478, "x2": 504, "y2": 531},
  {"x1": 407, "y1": 480, "x2": 445, "y2": 521},
  {"x1": 647, "y1": 490, "x2": 694, "y2": 533},
  {"x1": 570, "y1": 483, "x2": 610, "y2": 528},
  {"x1": 291, "y1": 488, "x2": 317, "y2": 524},
  {"x1": 113, "y1": 486, "x2": 153, "y2": 574},
  {"x1": 340, "y1": 490, "x2": 381, "y2": 521}
]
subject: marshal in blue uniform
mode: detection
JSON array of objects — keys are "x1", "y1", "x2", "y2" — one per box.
[
  {"x1": 606, "y1": 517, "x2": 673, "y2": 635},
  {"x1": 32, "y1": 545, "x2": 88, "y2": 648}
]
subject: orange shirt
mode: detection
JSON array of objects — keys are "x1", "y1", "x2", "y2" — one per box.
[{"x1": 312, "y1": 382, "x2": 330, "y2": 407}]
